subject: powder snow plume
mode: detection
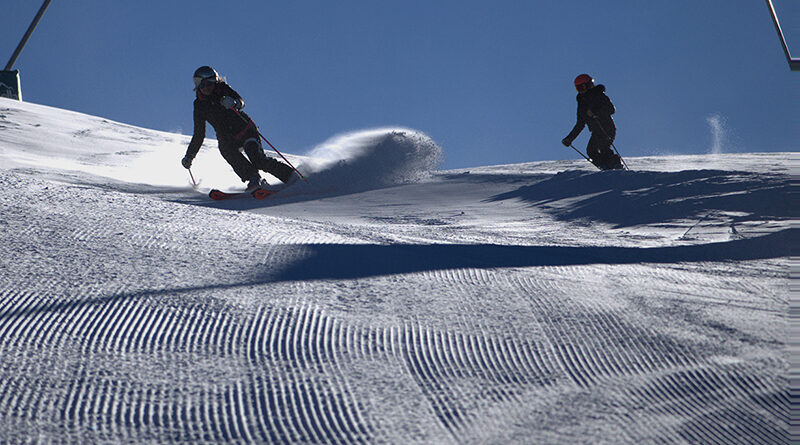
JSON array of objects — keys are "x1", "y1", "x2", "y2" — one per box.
[
  {"x1": 290, "y1": 128, "x2": 442, "y2": 195},
  {"x1": 706, "y1": 113, "x2": 726, "y2": 154}
]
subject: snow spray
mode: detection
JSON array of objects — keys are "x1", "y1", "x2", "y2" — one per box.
[
  {"x1": 706, "y1": 113, "x2": 726, "y2": 154},
  {"x1": 301, "y1": 128, "x2": 442, "y2": 194}
]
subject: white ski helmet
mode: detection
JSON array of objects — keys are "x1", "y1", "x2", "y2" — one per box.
[{"x1": 193, "y1": 66, "x2": 219, "y2": 89}]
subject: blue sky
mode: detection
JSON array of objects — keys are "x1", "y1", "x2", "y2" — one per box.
[{"x1": 1, "y1": 1, "x2": 797, "y2": 169}]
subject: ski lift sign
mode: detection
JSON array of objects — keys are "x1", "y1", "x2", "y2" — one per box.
[{"x1": 0, "y1": 70, "x2": 22, "y2": 100}]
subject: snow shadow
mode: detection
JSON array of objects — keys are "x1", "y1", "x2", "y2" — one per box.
[
  {"x1": 2, "y1": 230, "x2": 788, "y2": 321},
  {"x1": 488, "y1": 169, "x2": 791, "y2": 228},
  {"x1": 269, "y1": 229, "x2": 790, "y2": 282}
]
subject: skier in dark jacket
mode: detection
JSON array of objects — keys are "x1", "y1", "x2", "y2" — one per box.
[
  {"x1": 561, "y1": 74, "x2": 622, "y2": 170},
  {"x1": 181, "y1": 66, "x2": 296, "y2": 189}
]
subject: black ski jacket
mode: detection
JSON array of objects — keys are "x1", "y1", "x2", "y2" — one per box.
[
  {"x1": 566, "y1": 84, "x2": 616, "y2": 142},
  {"x1": 185, "y1": 82, "x2": 254, "y2": 159}
]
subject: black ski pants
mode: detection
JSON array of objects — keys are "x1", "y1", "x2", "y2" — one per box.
[
  {"x1": 586, "y1": 127, "x2": 617, "y2": 169},
  {"x1": 218, "y1": 131, "x2": 293, "y2": 183}
]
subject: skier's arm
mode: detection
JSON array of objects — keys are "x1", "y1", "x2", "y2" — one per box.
[
  {"x1": 602, "y1": 94, "x2": 615, "y2": 116},
  {"x1": 219, "y1": 84, "x2": 245, "y2": 110},
  {"x1": 564, "y1": 108, "x2": 586, "y2": 144},
  {"x1": 594, "y1": 94, "x2": 617, "y2": 116},
  {"x1": 586, "y1": 92, "x2": 615, "y2": 118},
  {"x1": 185, "y1": 105, "x2": 206, "y2": 160}
]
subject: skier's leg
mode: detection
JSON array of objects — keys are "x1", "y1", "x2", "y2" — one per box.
[
  {"x1": 603, "y1": 127, "x2": 622, "y2": 169},
  {"x1": 219, "y1": 141, "x2": 259, "y2": 182},
  {"x1": 586, "y1": 134, "x2": 604, "y2": 168},
  {"x1": 243, "y1": 137, "x2": 294, "y2": 183},
  {"x1": 589, "y1": 133, "x2": 617, "y2": 169}
]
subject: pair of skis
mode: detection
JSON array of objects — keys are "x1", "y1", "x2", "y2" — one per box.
[
  {"x1": 188, "y1": 169, "x2": 282, "y2": 200},
  {"x1": 208, "y1": 187, "x2": 277, "y2": 201}
]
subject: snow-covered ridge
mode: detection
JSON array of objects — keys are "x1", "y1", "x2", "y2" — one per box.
[{"x1": 0, "y1": 98, "x2": 791, "y2": 444}]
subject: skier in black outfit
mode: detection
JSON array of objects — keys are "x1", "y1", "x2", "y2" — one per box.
[
  {"x1": 181, "y1": 66, "x2": 296, "y2": 190},
  {"x1": 561, "y1": 74, "x2": 622, "y2": 170}
]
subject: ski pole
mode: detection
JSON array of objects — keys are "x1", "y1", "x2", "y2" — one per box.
[
  {"x1": 568, "y1": 144, "x2": 592, "y2": 163},
  {"x1": 254, "y1": 127, "x2": 308, "y2": 183},
  {"x1": 231, "y1": 108, "x2": 308, "y2": 183},
  {"x1": 569, "y1": 144, "x2": 601, "y2": 170},
  {"x1": 188, "y1": 167, "x2": 198, "y2": 188},
  {"x1": 591, "y1": 116, "x2": 629, "y2": 170}
]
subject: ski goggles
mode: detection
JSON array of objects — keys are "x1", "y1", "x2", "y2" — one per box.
[
  {"x1": 199, "y1": 78, "x2": 217, "y2": 89},
  {"x1": 194, "y1": 77, "x2": 218, "y2": 89},
  {"x1": 576, "y1": 82, "x2": 591, "y2": 92}
]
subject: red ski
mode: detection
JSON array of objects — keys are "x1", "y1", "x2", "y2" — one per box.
[{"x1": 208, "y1": 188, "x2": 277, "y2": 201}]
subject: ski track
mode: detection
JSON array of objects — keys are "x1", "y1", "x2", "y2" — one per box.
[{"x1": 0, "y1": 157, "x2": 790, "y2": 444}]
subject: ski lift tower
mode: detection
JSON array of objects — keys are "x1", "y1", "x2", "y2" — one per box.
[
  {"x1": 766, "y1": 0, "x2": 799, "y2": 71},
  {"x1": 1, "y1": 0, "x2": 54, "y2": 100}
]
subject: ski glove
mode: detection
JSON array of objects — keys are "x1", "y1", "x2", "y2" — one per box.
[
  {"x1": 561, "y1": 137, "x2": 573, "y2": 147},
  {"x1": 220, "y1": 96, "x2": 243, "y2": 110},
  {"x1": 181, "y1": 155, "x2": 193, "y2": 169}
]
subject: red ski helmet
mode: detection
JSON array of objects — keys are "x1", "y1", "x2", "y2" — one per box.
[{"x1": 574, "y1": 74, "x2": 594, "y2": 92}]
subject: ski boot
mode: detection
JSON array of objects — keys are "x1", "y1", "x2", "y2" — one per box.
[{"x1": 246, "y1": 175, "x2": 268, "y2": 192}]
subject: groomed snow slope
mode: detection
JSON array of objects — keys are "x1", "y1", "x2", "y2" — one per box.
[{"x1": 0, "y1": 98, "x2": 792, "y2": 444}]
